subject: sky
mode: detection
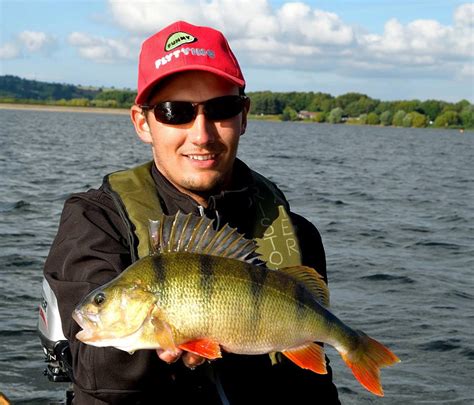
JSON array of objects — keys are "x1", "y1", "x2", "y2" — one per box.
[{"x1": 1, "y1": 0, "x2": 473, "y2": 102}]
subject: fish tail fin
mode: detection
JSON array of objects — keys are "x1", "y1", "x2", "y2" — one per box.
[{"x1": 340, "y1": 331, "x2": 400, "y2": 397}]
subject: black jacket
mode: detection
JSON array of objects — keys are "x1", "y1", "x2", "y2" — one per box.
[{"x1": 44, "y1": 160, "x2": 340, "y2": 404}]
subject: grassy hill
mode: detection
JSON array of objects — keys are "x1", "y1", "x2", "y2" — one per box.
[{"x1": 0, "y1": 75, "x2": 136, "y2": 108}]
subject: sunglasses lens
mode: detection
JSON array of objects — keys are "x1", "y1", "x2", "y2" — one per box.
[
  {"x1": 205, "y1": 96, "x2": 246, "y2": 121},
  {"x1": 154, "y1": 101, "x2": 196, "y2": 125},
  {"x1": 149, "y1": 96, "x2": 247, "y2": 125}
]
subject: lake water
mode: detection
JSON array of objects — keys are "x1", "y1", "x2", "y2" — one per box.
[{"x1": 0, "y1": 108, "x2": 473, "y2": 404}]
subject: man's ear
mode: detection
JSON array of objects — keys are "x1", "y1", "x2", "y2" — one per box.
[
  {"x1": 130, "y1": 105, "x2": 152, "y2": 144},
  {"x1": 240, "y1": 97, "x2": 251, "y2": 136}
]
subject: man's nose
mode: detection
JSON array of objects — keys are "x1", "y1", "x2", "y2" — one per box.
[{"x1": 188, "y1": 107, "x2": 216, "y2": 145}]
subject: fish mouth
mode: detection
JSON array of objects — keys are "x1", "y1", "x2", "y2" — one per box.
[
  {"x1": 73, "y1": 309, "x2": 100, "y2": 326},
  {"x1": 72, "y1": 309, "x2": 86, "y2": 327},
  {"x1": 72, "y1": 306, "x2": 155, "y2": 344},
  {"x1": 73, "y1": 309, "x2": 100, "y2": 342}
]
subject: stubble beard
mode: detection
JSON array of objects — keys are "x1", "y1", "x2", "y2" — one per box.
[{"x1": 180, "y1": 171, "x2": 228, "y2": 196}]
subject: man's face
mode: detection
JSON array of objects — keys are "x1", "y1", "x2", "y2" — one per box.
[{"x1": 132, "y1": 71, "x2": 248, "y2": 205}]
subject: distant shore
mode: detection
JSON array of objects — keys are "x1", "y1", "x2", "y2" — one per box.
[
  {"x1": 0, "y1": 103, "x2": 471, "y2": 132},
  {"x1": 0, "y1": 103, "x2": 130, "y2": 115}
]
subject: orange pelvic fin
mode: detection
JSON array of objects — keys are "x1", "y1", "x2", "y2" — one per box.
[
  {"x1": 341, "y1": 332, "x2": 400, "y2": 397},
  {"x1": 282, "y1": 342, "x2": 327, "y2": 374},
  {"x1": 151, "y1": 310, "x2": 179, "y2": 353},
  {"x1": 179, "y1": 339, "x2": 222, "y2": 360}
]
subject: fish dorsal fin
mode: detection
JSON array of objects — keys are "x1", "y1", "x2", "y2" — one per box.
[
  {"x1": 149, "y1": 212, "x2": 260, "y2": 264},
  {"x1": 279, "y1": 266, "x2": 330, "y2": 308}
]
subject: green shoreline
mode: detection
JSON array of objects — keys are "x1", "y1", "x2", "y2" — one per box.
[
  {"x1": 0, "y1": 102, "x2": 130, "y2": 115},
  {"x1": 0, "y1": 102, "x2": 470, "y2": 131}
]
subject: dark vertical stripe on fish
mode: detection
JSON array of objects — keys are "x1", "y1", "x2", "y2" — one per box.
[
  {"x1": 199, "y1": 255, "x2": 215, "y2": 298},
  {"x1": 294, "y1": 281, "x2": 312, "y2": 319},
  {"x1": 245, "y1": 264, "x2": 267, "y2": 324},
  {"x1": 197, "y1": 255, "x2": 215, "y2": 333},
  {"x1": 152, "y1": 255, "x2": 167, "y2": 297}
]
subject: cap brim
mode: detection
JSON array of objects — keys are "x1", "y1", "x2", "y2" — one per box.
[{"x1": 135, "y1": 66, "x2": 245, "y2": 105}]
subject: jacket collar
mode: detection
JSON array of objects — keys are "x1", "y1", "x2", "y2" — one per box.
[{"x1": 151, "y1": 159, "x2": 255, "y2": 222}]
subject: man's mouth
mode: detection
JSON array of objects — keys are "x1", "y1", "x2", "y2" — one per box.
[{"x1": 186, "y1": 154, "x2": 217, "y2": 161}]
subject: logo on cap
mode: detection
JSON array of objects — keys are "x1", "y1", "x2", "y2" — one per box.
[{"x1": 165, "y1": 32, "x2": 197, "y2": 51}]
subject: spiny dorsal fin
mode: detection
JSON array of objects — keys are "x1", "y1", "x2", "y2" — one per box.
[
  {"x1": 279, "y1": 266, "x2": 330, "y2": 307},
  {"x1": 149, "y1": 212, "x2": 260, "y2": 264}
]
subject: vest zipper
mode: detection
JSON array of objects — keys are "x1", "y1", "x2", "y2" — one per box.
[
  {"x1": 198, "y1": 205, "x2": 205, "y2": 216},
  {"x1": 198, "y1": 205, "x2": 221, "y2": 230}
]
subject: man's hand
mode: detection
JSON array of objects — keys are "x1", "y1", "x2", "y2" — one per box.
[{"x1": 156, "y1": 348, "x2": 206, "y2": 369}]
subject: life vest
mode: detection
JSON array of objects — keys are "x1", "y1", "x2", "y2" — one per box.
[{"x1": 103, "y1": 161, "x2": 302, "y2": 269}]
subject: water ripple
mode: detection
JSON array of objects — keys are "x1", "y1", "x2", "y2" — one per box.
[
  {"x1": 420, "y1": 339, "x2": 462, "y2": 352},
  {"x1": 0, "y1": 200, "x2": 31, "y2": 213},
  {"x1": 360, "y1": 274, "x2": 416, "y2": 284}
]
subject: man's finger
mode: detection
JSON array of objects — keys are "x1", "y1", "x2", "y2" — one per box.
[
  {"x1": 182, "y1": 352, "x2": 206, "y2": 369},
  {"x1": 156, "y1": 348, "x2": 182, "y2": 364}
]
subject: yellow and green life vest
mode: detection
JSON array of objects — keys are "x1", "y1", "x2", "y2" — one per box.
[{"x1": 104, "y1": 161, "x2": 302, "y2": 269}]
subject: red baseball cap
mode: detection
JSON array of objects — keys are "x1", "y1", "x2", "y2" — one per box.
[{"x1": 135, "y1": 21, "x2": 245, "y2": 104}]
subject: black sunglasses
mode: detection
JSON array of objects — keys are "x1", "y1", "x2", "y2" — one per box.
[{"x1": 141, "y1": 95, "x2": 248, "y2": 125}]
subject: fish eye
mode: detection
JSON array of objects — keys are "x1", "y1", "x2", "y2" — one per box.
[{"x1": 93, "y1": 292, "x2": 106, "y2": 306}]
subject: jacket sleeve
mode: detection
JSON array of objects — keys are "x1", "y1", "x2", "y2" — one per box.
[
  {"x1": 44, "y1": 189, "x2": 132, "y2": 327},
  {"x1": 43, "y1": 190, "x2": 176, "y2": 404}
]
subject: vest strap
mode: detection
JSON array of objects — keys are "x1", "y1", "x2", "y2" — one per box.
[{"x1": 105, "y1": 161, "x2": 162, "y2": 260}]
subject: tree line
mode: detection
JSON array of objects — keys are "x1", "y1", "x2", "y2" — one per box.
[
  {"x1": 0, "y1": 75, "x2": 136, "y2": 109},
  {"x1": 250, "y1": 91, "x2": 473, "y2": 129},
  {"x1": 1, "y1": 75, "x2": 472, "y2": 129}
]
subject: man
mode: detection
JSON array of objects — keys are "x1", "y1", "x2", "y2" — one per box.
[{"x1": 44, "y1": 21, "x2": 340, "y2": 404}]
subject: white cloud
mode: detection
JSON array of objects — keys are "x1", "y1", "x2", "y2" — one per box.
[
  {"x1": 18, "y1": 31, "x2": 56, "y2": 52},
  {"x1": 82, "y1": 0, "x2": 473, "y2": 83},
  {"x1": 107, "y1": 0, "x2": 279, "y2": 41},
  {"x1": 359, "y1": 18, "x2": 452, "y2": 56},
  {"x1": 354, "y1": 4, "x2": 473, "y2": 80},
  {"x1": 106, "y1": 0, "x2": 354, "y2": 45},
  {"x1": 0, "y1": 43, "x2": 20, "y2": 59},
  {"x1": 68, "y1": 32, "x2": 137, "y2": 63},
  {"x1": 0, "y1": 31, "x2": 56, "y2": 59},
  {"x1": 332, "y1": 4, "x2": 473, "y2": 82},
  {"x1": 460, "y1": 63, "x2": 474, "y2": 78},
  {"x1": 277, "y1": 3, "x2": 353, "y2": 45},
  {"x1": 454, "y1": 3, "x2": 474, "y2": 27},
  {"x1": 202, "y1": 0, "x2": 276, "y2": 38},
  {"x1": 108, "y1": 0, "x2": 204, "y2": 34}
]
